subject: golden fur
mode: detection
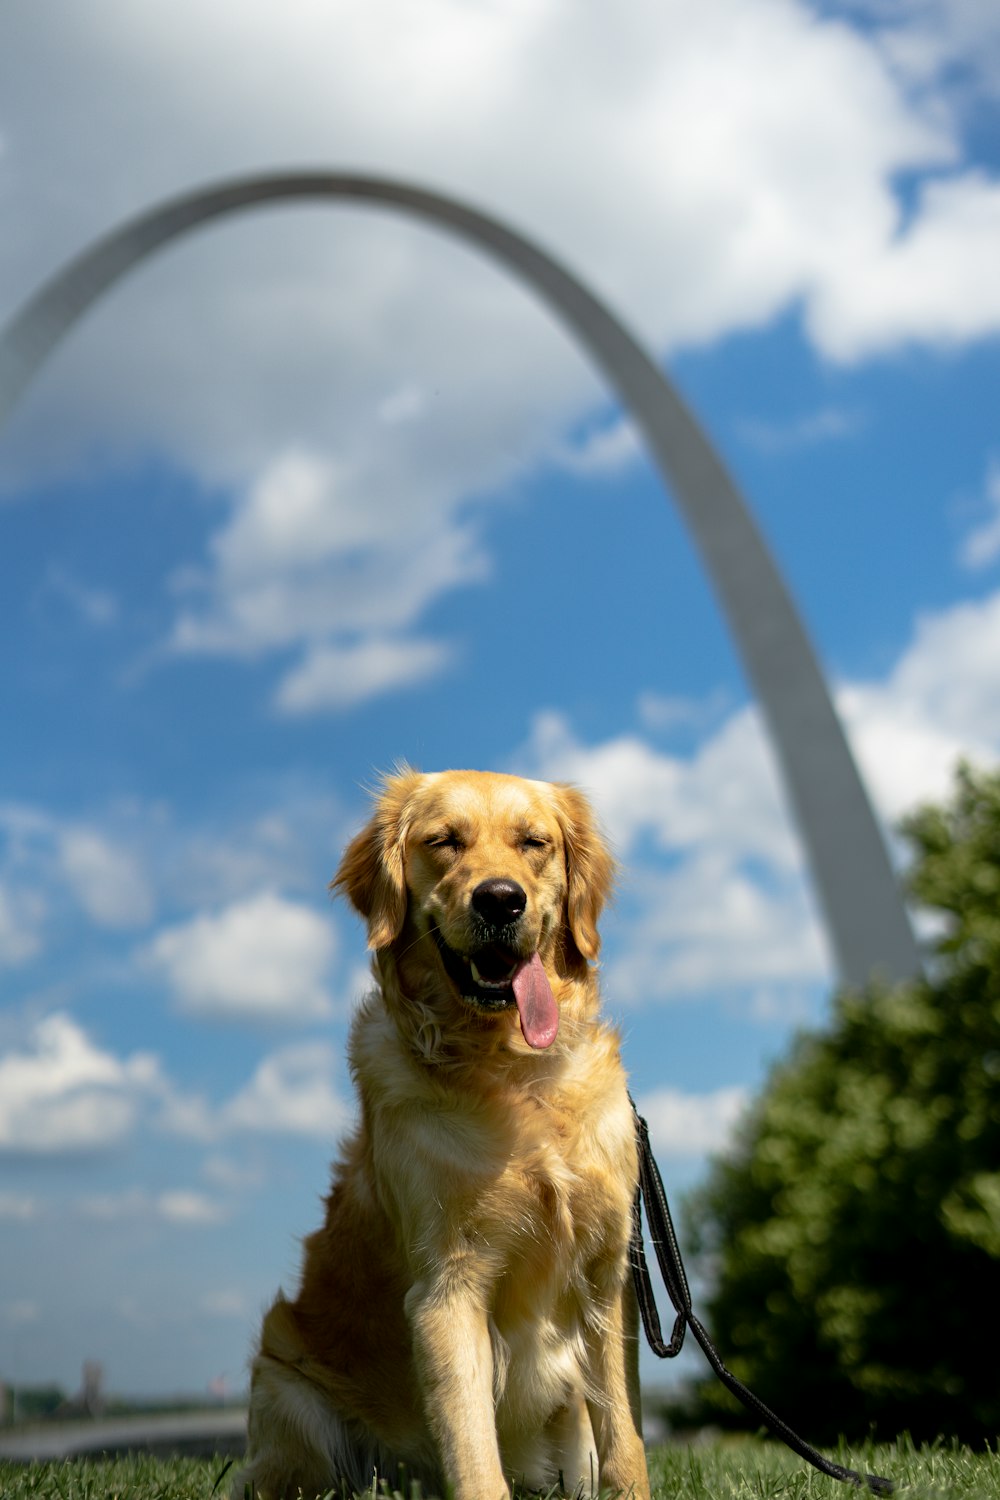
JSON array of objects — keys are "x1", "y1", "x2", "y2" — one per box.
[{"x1": 236, "y1": 769, "x2": 649, "y2": 1500}]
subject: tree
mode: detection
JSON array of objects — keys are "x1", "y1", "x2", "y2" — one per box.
[{"x1": 684, "y1": 762, "x2": 1000, "y2": 1443}]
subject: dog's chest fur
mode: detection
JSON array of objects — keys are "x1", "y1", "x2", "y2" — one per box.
[
  {"x1": 485, "y1": 1106, "x2": 633, "y2": 1430},
  {"x1": 352, "y1": 997, "x2": 637, "y2": 1416}
]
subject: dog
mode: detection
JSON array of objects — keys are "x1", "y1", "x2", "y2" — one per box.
[{"x1": 235, "y1": 769, "x2": 649, "y2": 1500}]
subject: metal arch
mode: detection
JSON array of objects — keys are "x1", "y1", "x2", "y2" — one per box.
[{"x1": 0, "y1": 170, "x2": 922, "y2": 986}]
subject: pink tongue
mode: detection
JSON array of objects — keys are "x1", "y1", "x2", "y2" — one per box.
[{"x1": 511, "y1": 953, "x2": 559, "y2": 1050}]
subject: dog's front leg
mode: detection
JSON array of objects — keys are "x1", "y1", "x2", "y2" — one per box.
[
  {"x1": 405, "y1": 1276, "x2": 509, "y2": 1500},
  {"x1": 585, "y1": 1277, "x2": 650, "y2": 1500}
]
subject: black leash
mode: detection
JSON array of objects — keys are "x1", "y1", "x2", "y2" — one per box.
[{"x1": 629, "y1": 1099, "x2": 893, "y2": 1494}]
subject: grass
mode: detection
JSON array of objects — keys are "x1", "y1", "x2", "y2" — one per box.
[
  {"x1": 1, "y1": 1440, "x2": 999, "y2": 1500},
  {"x1": 648, "y1": 1437, "x2": 1000, "y2": 1497}
]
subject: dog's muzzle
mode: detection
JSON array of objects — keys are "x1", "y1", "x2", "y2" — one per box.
[
  {"x1": 432, "y1": 928, "x2": 522, "y2": 1008},
  {"x1": 429, "y1": 878, "x2": 560, "y2": 1049}
]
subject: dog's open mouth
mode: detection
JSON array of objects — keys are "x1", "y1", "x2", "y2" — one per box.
[
  {"x1": 433, "y1": 931, "x2": 519, "y2": 1007},
  {"x1": 431, "y1": 931, "x2": 559, "y2": 1050}
]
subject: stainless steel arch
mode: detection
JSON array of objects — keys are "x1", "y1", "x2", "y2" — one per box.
[{"x1": 0, "y1": 171, "x2": 921, "y2": 986}]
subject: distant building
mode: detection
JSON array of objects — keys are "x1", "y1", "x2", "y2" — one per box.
[
  {"x1": 80, "y1": 1361, "x2": 105, "y2": 1419},
  {"x1": 54, "y1": 1361, "x2": 106, "y2": 1421}
]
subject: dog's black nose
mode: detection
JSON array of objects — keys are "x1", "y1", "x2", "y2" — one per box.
[{"x1": 471, "y1": 878, "x2": 527, "y2": 927}]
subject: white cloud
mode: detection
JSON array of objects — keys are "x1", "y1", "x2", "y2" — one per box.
[
  {"x1": 200, "y1": 1288, "x2": 249, "y2": 1318},
  {"x1": 2, "y1": 0, "x2": 998, "y2": 707},
  {"x1": 79, "y1": 1187, "x2": 230, "y2": 1226},
  {"x1": 552, "y1": 418, "x2": 642, "y2": 477},
  {"x1": 149, "y1": 796, "x2": 343, "y2": 912},
  {"x1": 958, "y1": 458, "x2": 1000, "y2": 571},
  {"x1": 522, "y1": 584, "x2": 1000, "y2": 1009},
  {"x1": 636, "y1": 689, "x2": 730, "y2": 735},
  {"x1": 522, "y1": 702, "x2": 799, "y2": 870},
  {"x1": 40, "y1": 564, "x2": 118, "y2": 627},
  {"x1": 145, "y1": 890, "x2": 336, "y2": 1023},
  {"x1": 608, "y1": 855, "x2": 829, "y2": 1005},
  {"x1": 736, "y1": 405, "x2": 862, "y2": 453},
  {"x1": 520, "y1": 706, "x2": 825, "y2": 1006},
  {"x1": 153, "y1": 1040, "x2": 350, "y2": 1143},
  {"x1": 275, "y1": 634, "x2": 454, "y2": 714},
  {"x1": 0, "y1": 803, "x2": 154, "y2": 937},
  {"x1": 840, "y1": 587, "x2": 1000, "y2": 821},
  {"x1": 0, "y1": 1013, "x2": 160, "y2": 1154},
  {"x1": 807, "y1": 170, "x2": 1000, "y2": 360},
  {"x1": 221, "y1": 1041, "x2": 349, "y2": 1140},
  {"x1": 153, "y1": 1085, "x2": 217, "y2": 1144},
  {"x1": 57, "y1": 827, "x2": 154, "y2": 929},
  {"x1": 156, "y1": 1189, "x2": 229, "y2": 1226},
  {"x1": 636, "y1": 1085, "x2": 750, "y2": 1158},
  {"x1": 79, "y1": 1188, "x2": 150, "y2": 1220},
  {"x1": 867, "y1": 0, "x2": 1000, "y2": 102},
  {"x1": 0, "y1": 882, "x2": 43, "y2": 966},
  {"x1": 0, "y1": 1300, "x2": 39, "y2": 1326},
  {"x1": 200, "y1": 1154, "x2": 263, "y2": 1191},
  {"x1": 166, "y1": 448, "x2": 483, "y2": 705},
  {"x1": 0, "y1": 1192, "x2": 38, "y2": 1220},
  {"x1": 378, "y1": 384, "x2": 426, "y2": 425}
]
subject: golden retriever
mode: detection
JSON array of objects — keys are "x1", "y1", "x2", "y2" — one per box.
[{"x1": 235, "y1": 769, "x2": 649, "y2": 1500}]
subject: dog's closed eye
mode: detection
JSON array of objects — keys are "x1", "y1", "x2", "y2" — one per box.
[{"x1": 425, "y1": 831, "x2": 463, "y2": 851}]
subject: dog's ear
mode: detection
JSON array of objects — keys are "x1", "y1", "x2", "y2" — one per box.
[
  {"x1": 331, "y1": 770, "x2": 422, "y2": 950},
  {"x1": 552, "y1": 783, "x2": 616, "y2": 962}
]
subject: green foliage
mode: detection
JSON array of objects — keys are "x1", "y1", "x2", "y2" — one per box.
[
  {"x1": 8, "y1": 1389, "x2": 68, "y2": 1422},
  {"x1": 685, "y1": 761, "x2": 1000, "y2": 1444}
]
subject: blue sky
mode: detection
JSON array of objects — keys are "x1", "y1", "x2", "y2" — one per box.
[{"x1": 1, "y1": 0, "x2": 999, "y2": 1403}]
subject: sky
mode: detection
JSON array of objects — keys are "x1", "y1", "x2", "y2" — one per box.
[{"x1": 1, "y1": 0, "x2": 999, "y2": 1405}]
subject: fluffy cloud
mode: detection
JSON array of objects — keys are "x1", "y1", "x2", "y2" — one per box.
[
  {"x1": 805, "y1": 171, "x2": 1000, "y2": 360},
  {"x1": 0, "y1": 1013, "x2": 160, "y2": 1154},
  {"x1": 156, "y1": 1189, "x2": 229, "y2": 1225},
  {"x1": 56, "y1": 827, "x2": 154, "y2": 929},
  {"x1": 636, "y1": 1085, "x2": 750, "y2": 1158},
  {"x1": 79, "y1": 1187, "x2": 229, "y2": 1226},
  {"x1": 0, "y1": 1008, "x2": 350, "y2": 1155},
  {"x1": 958, "y1": 459, "x2": 1000, "y2": 571},
  {"x1": 2, "y1": 0, "x2": 998, "y2": 708},
  {"x1": 551, "y1": 417, "x2": 642, "y2": 477},
  {"x1": 274, "y1": 635, "x2": 454, "y2": 715},
  {"x1": 0, "y1": 882, "x2": 43, "y2": 966},
  {"x1": 167, "y1": 448, "x2": 481, "y2": 704},
  {"x1": 0, "y1": 1300, "x2": 39, "y2": 1326},
  {"x1": 522, "y1": 584, "x2": 1000, "y2": 1008},
  {"x1": 200, "y1": 1288, "x2": 250, "y2": 1319},
  {"x1": 220, "y1": 1040, "x2": 349, "y2": 1140},
  {"x1": 870, "y1": 0, "x2": 1000, "y2": 103},
  {"x1": 520, "y1": 707, "x2": 826, "y2": 1005},
  {"x1": 39, "y1": 564, "x2": 119, "y2": 627},
  {"x1": 145, "y1": 890, "x2": 337, "y2": 1022},
  {"x1": 736, "y1": 405, "x2": 862, "y2": 454},
  {"x1": 0, "y1": 1191, "x2": 38, "y2": 1220},
  {"x1": 841, "y1": 587, "x2": 1000, "y2": 821},
  {"x1": 168, "y1": 451, "x2": 489, "y2": 659},
  {"x1": 607, "y1": 856, "x2": 829, "y2": 1006},
  {"x1": 154, "y1": 1040, "x2": 350, "y2": 1144},
  {"x1": 523, "y1": 701, "x2": 799, "y2": 870},
  {"x1": 0, "y1": 804, "x2": 154, "y2": 941},
  {"x1": 3, "y1": 0, "x2": 993, "y2": 427}
]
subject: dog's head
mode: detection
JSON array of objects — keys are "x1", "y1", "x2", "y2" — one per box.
[{"x1": 332, "y1": 768, "x2": 614, "y2": 1049}]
